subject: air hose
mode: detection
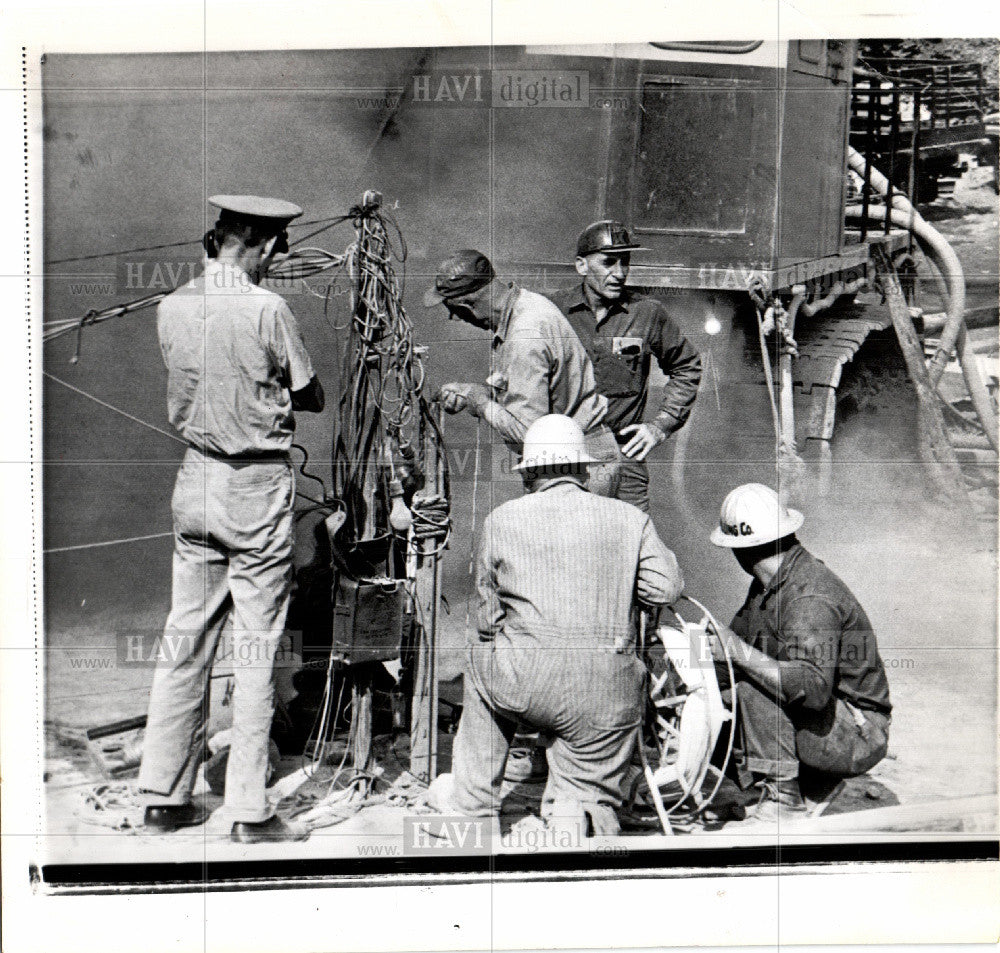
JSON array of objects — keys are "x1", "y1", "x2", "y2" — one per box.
[{"x1": 846, "y1": 147, "x2": 998, "y2": 450}]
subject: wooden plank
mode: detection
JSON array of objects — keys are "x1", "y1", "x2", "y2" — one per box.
[
  {"x1": 783, "y1": 793, "x2": 997, "y2": 834},
  {"x1": 872, "y1": 245, "x2": 970, "y2": 508}
]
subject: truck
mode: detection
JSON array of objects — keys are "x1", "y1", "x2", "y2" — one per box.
[
  {"x1": 851, "y1": 55, "x2": 997, "y2": 201},
  {"x1": 40, "y1": 40, "x2": 998, "y2": 855}
]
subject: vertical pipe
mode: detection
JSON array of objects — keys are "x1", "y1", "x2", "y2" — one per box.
[
  {"x1": 943, "y1": 65, "x2": 951, "y2": 129},
  {"x1": 886, "y1": 87, "x2": 900, "y2": 234},
  {"x1": 861, "y1": 78, "x2": 878, "y2": 241},
  {"x1": 910, "y1": 87, "x2": 923, "y2": 216}
]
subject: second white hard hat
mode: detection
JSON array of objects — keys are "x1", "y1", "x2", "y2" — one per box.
[
  {"x1": 513, "y1": 414, "x2": 599, "y2": 471},
  {"x1": 709, "y1": 483, "x2": 804, "y2": 548}
]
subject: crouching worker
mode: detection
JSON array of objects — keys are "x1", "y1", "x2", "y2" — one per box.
[
  {"x1": 708, "y1": 484, "x2": 892, "y2": 820},
  {"x1": 429, "y1": 414, "x2": 683, "y2": 838}
]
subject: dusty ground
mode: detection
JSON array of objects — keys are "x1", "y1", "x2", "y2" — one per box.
[{"x1": 39, "y1": 140, "x2": 998, "y2": 864}]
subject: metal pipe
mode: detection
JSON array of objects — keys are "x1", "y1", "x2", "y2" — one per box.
[
  {"x1": 921, "y1": 305, "x2": 998, "y2": 333},
  {"x1": 844, "y1": 194, "x2": 998, "y2": 451},
  {"x1": 779, "y1": 289, "x2": 806, "y2": 453},
  {"x1": 847, "y1": 147, "x2": 965, "y2": 383},
  {"x1": 860, "y1": 80, "x2": 878, "y2": 241},
  {"x1": 886, "y1": 88, "x2": 900, "y2": 234},
  {"x1": 776, "y1": 276, "x2": 869, "y2": 454}
]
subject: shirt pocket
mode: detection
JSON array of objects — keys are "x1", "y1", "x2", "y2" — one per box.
[{"x1": 592, "y1": 341, "x2": 644, "y2": 398}]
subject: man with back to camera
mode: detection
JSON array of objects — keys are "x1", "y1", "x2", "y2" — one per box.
[
  {"x1": 707, "y1": 483, "x2": 892, "y2": 820},
  {"x1": 423, "y1": 248, "x2": 622, "y2": 495},
  {"x1": 550, "y1": 221, "x2": 702, "y2": 513},
  {"x1": 426, "y1": 414, "x2": 684, "y2": 838},
  {"x1": 137, "y1": 194, "x2": 324, "y2": 843}
]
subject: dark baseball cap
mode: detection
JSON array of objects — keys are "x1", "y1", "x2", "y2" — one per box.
[
  {"x1": 576, "y1": 220, "x2": 648, "y2": 257},
  {"x1": 423, "y1": 249, "x2": 496, "y2": 308}
]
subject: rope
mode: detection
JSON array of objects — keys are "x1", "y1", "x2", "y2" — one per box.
[
  {"x1": 44, "y1": 531, "x2": 173, "y2": 554},
  {"x1": 45, "y1": 214, "x2": 354, "y2": 266},
  {"x1": 754, "y1": 307, "x2": 783, "y2": 450},
  {"x1": 43, "y1": 371, "x2": 186, "y2": 445},
  {"x1": 45, "y1": 373, "x2": 326, "y2": 512}
]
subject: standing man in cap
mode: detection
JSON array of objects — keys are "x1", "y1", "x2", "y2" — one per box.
[
  {"x1": 138, "y1": 194, "x2": 324, "y2": 843},
  {"x1": 550, "y1": 221, "x2": 702, "y2": 514},
  {"x1": 707, "y1": 484, "x2": 892, "y2": 820},
  {"x1": 423, "y1": 249, "x2": 621, "y2": 494},
  {"x1": 427, "y1": 415, "x2": 683, "y2": 837}
]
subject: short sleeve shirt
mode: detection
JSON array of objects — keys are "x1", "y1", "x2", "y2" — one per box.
[{"x1": 157, "y1": 260, "x2": 315, "y2": 456}]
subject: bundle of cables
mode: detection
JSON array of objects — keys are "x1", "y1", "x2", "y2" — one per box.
[
  {"x1": 300, "y1": 193, "x2": 450, "y2": 812},
  {"x1": 46, "y1": 194, "x2": 451, "y2": 821}
]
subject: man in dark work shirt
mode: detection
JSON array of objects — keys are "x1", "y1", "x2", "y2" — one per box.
[
  {"x1": 708, "y1": 483, "x2": 892, "y2": 820},
  {"x1": 550, "y1": 220, "x2": 702, "y2": 514}
]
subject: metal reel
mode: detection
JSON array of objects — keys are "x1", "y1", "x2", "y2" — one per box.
[{"x1": 635, "y1": 595, "x2": 738, "y2": 829}]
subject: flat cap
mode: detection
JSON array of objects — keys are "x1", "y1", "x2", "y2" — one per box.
[
  {"x1": 576, "y1": 220, "x2": 647, "y2": 257},
  {"x1": 208, "y1": 194, "x2": 303, "y2": 223},
  {"x1": 423, "y1": 249, "x2": 496, "y2": 308}
]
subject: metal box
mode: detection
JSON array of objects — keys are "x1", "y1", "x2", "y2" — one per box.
[{"x1": 331, "y1": 576, "x2": 406, "y2": 664}]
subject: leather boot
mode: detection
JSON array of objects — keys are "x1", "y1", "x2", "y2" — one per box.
[
  {"x1": 143, "y1": 803, "x2": 208, "y2": 833},
  {"x1": 231, "y1": 815, "x2": 308, "y2": 844},
  {"x1": 747, "y1": 777, "x2": 807, "y2": 822}
]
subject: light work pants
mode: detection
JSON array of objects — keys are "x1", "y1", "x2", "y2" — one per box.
[
  {"x1": 451, "y1": 641, "x2": 647, "y2": 835},
  {"x1": 138, "y1": 448, "x2": 295, "y2": 823}
]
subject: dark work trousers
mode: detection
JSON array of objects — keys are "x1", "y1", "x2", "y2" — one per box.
[
  {"x1": 615, "y1": 456, "x2": 651, "y2": 513},
  {"x1": 736, "y1": 678, "x2": 890, "y2": 781}
]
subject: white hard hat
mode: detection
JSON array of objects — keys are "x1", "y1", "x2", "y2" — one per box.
[
  {"x1": 709, "y1": 483, "x2": 804, "y2": 548},
  {"x1": 513, "y1": 414, "x2": 599, "y2": 471}
]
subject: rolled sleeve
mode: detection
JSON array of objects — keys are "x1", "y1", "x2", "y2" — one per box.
[
  {"x1": 481, "y1": 400, "x2": 529, "y2": 449},
  {"x1": 636, "y1": 517, "x2": 684, "y2": 606},
  {"x1": 776, "y1": 596, "x2": 841, "y2": 710},
  {"x1": 652, "y1": 317, "x2": 702, "y2": 434},
  {"x1": 268, "y1": 300, "x2": 316, "y2": 392}
]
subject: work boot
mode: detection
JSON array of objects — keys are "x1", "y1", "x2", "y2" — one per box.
[
  {"x1": 504, "y1": 745, "x2": 548, "y2": 783},
  {"x1": 143, "y1": 803, "x2": 208, "y2": 833},
  {"x1": 231, "y1": 815, "x2": 308, "y2": 844},
  {"x1": 747, "y1": 777, "x2": 808, "y2": 823}
]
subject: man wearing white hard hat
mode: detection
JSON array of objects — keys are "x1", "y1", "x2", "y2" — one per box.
[
  {"x1": 429, "y1": 415, "x2": 683, "y2": 837},
  {"x1": 138, "y1": 195, "x2": 324, "y2": 843},
  {"x1": 709, "y1": 484, "x2": 892, "y2": 820}
]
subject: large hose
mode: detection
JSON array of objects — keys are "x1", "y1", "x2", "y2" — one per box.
[{"x1": 846, "y1": 147, "x2": 999, "y2": 451}]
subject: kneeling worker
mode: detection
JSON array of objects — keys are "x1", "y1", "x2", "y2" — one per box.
[
  {"x1": 437, "y1": 414, "x2": 683, "y2": 836},
  {"x1": 708, "y1": 484, "x2": 892, "y2": 818}
]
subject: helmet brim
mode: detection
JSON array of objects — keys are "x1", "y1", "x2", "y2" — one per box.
[
  {"x1": 423, "y1": 287, "x2": 446, "y2": 308},
  {"x1": 709, "y1": 509, "x2": 804, "y2": 548},
  {"x1": 577, "y1": 243, "x2": 649, "y2": 257},
  {"x1": 512, "y1": 452, "x2": 600, "y2": 472}
]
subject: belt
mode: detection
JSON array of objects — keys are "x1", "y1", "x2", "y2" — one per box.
[{"x1": 187, "y1": 443, "x2": 288, "y2": 463}]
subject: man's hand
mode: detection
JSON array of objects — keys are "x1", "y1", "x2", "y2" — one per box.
[
  {"x1": 708, "y1": 629, "x2": 730, "y2": 664},
  {"x1": 619, "y1": 422, "x2": 666, "y2": 461},
  {"x1": 436, "y1": 382, "x2": 490, "y2": 416}
]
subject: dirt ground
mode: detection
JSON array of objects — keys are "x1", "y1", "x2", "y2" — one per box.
[{"x1": 39, "y1": 142, "x2": 998, "y2": 864}]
